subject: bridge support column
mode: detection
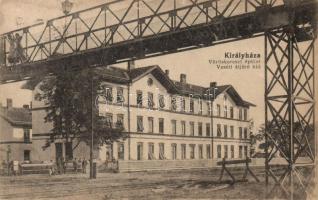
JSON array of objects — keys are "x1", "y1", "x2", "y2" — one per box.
[{"x1": 264, "y1": 27, "x2": 316, "y2": 199}]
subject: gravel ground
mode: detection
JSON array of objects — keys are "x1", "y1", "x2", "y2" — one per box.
[{"x1": 0, "y1": 167, "x2": 315, "y2": 200}]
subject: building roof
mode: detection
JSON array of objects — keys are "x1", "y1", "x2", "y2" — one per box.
[
  {"x1": 0, "y1": 106, "x2": 32, "y2": 127},
  {"x1": 22, "y1": 65, "x2": 255, "y2": 107}
]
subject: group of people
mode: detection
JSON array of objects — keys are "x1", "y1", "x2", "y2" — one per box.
[{"x1": 55, "y1": 157, "x2": 88, "y2": 174}]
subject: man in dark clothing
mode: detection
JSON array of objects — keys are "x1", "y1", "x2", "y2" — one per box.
[
  {"x1": 82, "y1": 158, "x2": 88, "y2": 174},
  {"x1": 73, "y1": 158, "x2": 78, "y2": 173}
]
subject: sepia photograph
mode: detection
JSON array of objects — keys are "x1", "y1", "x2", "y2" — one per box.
[{"x1": 0, "y1": 0, "x2": 317, "y2": 199}]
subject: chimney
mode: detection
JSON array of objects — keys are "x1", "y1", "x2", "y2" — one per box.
[
  {"x1": 23, "y1": 104, "x2": 30, "y2": 109},
  {"x1": 128, "y1": 60, "x2": 135, "y2": 71},
  {"x1": 180, "y1": 74, "x2": 187, "y2": 84},
  {"x1": 7, "y1": 98, "x2": 12, "y2": 108},
  {"x1": 165, "y1": 70, "x2": 170, "y2": 76},
  {"x1": 210, "y1": 82, "x2": 217, "y2": 88}
]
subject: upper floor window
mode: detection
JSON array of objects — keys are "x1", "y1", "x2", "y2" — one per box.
[
  {"x1": 239, "y1": 108, "x2": 243, "y2": 120},
  {"x1": 181, "y1": 121, "x2": 186, "y2": 135},
  {"x1": 148, "y1": 117, "x2": 154, "y2": 133},
  {"x1": 190, "y1": 144, "x2": 195, "y2": 159},
  {"x1": 116, "y1": 114, "x2": 124, "y2": 128},
  {"x1": 105, "y1": 87, "x2": 113, "y2": 103},
  {"x1": 230, "y1": 126, "x2": 234, "y2": 138},
  {"x1": 217, "y1": 145, "x2": 222, "y2": 158},
  {"x1": 198, "y1": 122, "x2": 203, "y2": 136},
  {"x1": 224, "y1": 106, "x2": 228, "y2": 118},
  {"x1": 158, "y1": 94, "x2": 165, "y2": 109},
  {"x1": 217, "y1": 124, "x2": 222, "y2": 137},
  {"x1": 244, "y1": 109, "x2": 248, "y2": 120},
  {"x1": 24, "y1": 129, "x2": 31, "y2": 143},
  {"x1": 171, "y1": 120, "x2": 177, "y2": 135},
  {"x1": 207, "y1": 102, "x2": 212, "y2": 116},
  {"x1": 217, "y1": 104, "x2": 221, "y2": 116},
  {"x1": 199, "y1": 99, "x2": 203, "y2": 115},
  {"x1": 190, "y1": 122, "x2": 195, "y2": 136},
  {"x1": 159, "y1": 118, "x2": 164, "y2": 134},
  {"x1": 137, "y1": 91, "x2": 143, "y2": 107},
  {"x1": 230, "y1": 107, "x2": 234, "y2": 118},
  {"x1": 239, "y1": 127, "x2": 243, "y2": 139},
  {"x1": 244, "y1": 127, "x2": 248, "y2": 139},
  {"x1": 148, "y1": 92, "x2": 154, "y2": 109},
  {"x1": 116, "y1": 87, "x2": 124, "y2": 103},
  {"x1": 224, "y1": 125, "x2": 228, "y2": 138},
  {"x1": 189, "y1": 98, "x2": 194, "y2": 113},
  {"x1": 171, "y1": 96, "x2": 177, "y2": 111},
  {"x1": 137, "y1": 116, "x2": 144, "y2": 132},
  {"x1": 206, "y1": 123, "x2": 211, "y2": 137},
  {"x1": 230, "y1": 145, "x2": 234, "y2": 158},
  {"x1": 118, "y1": 143, "x2": 125, "y2": 160},
  {"x1": 180, "y1": 97, "x2": 185, "y2": 112},
  {"x1": 105, "y1": 113, "x2": 113, "y2": 127},
  {"x1": 181, "y1": 144, "x2": 186, "y2": 159}
]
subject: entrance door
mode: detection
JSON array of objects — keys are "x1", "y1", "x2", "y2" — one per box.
[
  {"x1": 24, "y1": 150, "x2": 30, "y2": 161},
  {"x1": 55, "y1": 143, "x2": 63, "y2": 162},
  {"x1": 137, "y1": 143, "x2": 143, "y2": 160},
  {"x1": 65, "y1": 142, "x2": 73, "y2": 160}
]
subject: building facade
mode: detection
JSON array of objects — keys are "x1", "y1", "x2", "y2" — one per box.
[{"x1": 29, "y1": 64, "x2": 254, "y2": 169}]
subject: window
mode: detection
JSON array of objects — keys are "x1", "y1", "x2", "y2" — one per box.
[
  {"x1": 199, "y1": 145, "x2": 203, "y2": 159},
  {"x1": 190, "y1": 99, "x2": 194, "y2": 113},
  {"x1": 116, "y1": 114, "x2": 124, "y2": 128},
  {"x1": 244, "y1": 109, "x2": 247, "y2": 120},
  {"x1": 189, "y1": 144, "x2": 195, "y2": 159},
  {"x1": 207, "y1": 102, "x2": 212, "y2": 116},
  {"x1": 137, "y1": 142, "x2": 143, "y2": 160},
  {"x1": 148, "y1": 92, "x2": 154, "y2": 108},
  {"x1": 181, "y1": 121, "x2": 186, "y2": 135},
  {"x1": 231, "y1": 145, "x2": 234, "y2": 158},
  {"x1": 206, "y1": 145, "x2": 211, "y2": 159},
  {"x1": 158, "y1": 94, "x2": 165, "y2": 109},
  {"x1": 180, "y1": 97, "x2": 185, "y2": 112},
  {"x1": 217, "y1": 104, "x2": 221, "y2": 116},
  {"x1": 199, "y1": 99, "x2": 203, "y2": 115},
  {"x1": 217, "y1": 145, "x2": 222, "y2": 158},
  {"x1": 171, "y1": 96, "x2": 177, "y2": 111},
  {"x1": 224, "y1": 106, "x2": 227, "y2": 118},
  {"x1": 171, "y1": 120, "x2": 177, "y2": 135},
  {"x1": 217, "y1": 124, "x2": 222, "y2": 137},
  {"x1": 244, "y1": 128, "x2": 248, "y2": 139},
  {"x1": 159, "y1": 118, "x2": 164, "y2": 134},
  {"x1": 190, "y1": 122, "x2": 195, "y2": 136},
  {"x1": 118, "y1": 143, "x2": 124, "y2": 160},
  {"x1": 116, "y1": 87, "x2": 124, "y2": 103},
  {"x1": 239, "y1": 108, "x2": 242, "y2": 120},
  {"x1": 105, "y1": 87, "x2": 113, "y2": 103},
  {"x1": 198, "y1": 123, "x2": 203, "y2": 136},
  {"x1": 239, "y1": 146, "x2": 243, "y2": 158},
  {"x1": 137, "y1": 116, "x2": 144, "y2": 132},
  {"x1": 24, "y1": 129, "x2": 31, "y2": 143},
  {"x1": 239, "y1": 127, "x2": 243, "y2": 139},
  {"x1": 230, "y1": 107, "x2": 234, "y2": 118},
  {"x1": 105, "y1": 113, "x2": 113, "y2": 127},
  {"x1": 181, "y1": 144, "x2": 186, "y2": 159},
  {"x1": 224, "y1": 125, "x2": 228, "y2": 138},
  {"x1": 171, "y1": 143, "x2": 177, "y2": 160},
  {"x1": 159, "y1": 143, "x2": 165, "y2": 160},
  {"x1": 148, "y1": 143, "x2": 155, "y2": 160},
  {"x1": 137, "y1": 91, "x2": 143, "y2": 107},
  {"x1": 224, "y1": 145, "x2": 228, "y2": 158},
  {"x1": 230, "y1": 126, "x2": 234, "y2": 138},
  {"x1": 24, "y1": 150, "x2": 30, "y2": 161},
  {"x1": 244, "y1": 146, "x2": 248, "y2": 158},
  {"x1": 148, "y1": 117, "x2": 154, "y2": 133},
  {"x1": 206, "y1": 123, "x2": 211, "y2": 137}
]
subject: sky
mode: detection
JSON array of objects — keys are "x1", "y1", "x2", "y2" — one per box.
[{"x1": 0, "y1": 0, "x2": 271, "y2": 131}]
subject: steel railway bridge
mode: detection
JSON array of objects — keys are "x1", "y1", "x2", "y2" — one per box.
[{"x1": 0, "y1": 0, "x2": 317, "y2": 199}]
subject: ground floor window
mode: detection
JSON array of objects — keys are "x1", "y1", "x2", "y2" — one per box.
[
  {"x1": 231, "y1": 145, "x2": 234, "y2": 158},
  {"x1": 239, "y1": 146, "x2": 243, "y2": 158},
  {"x1": 224, "y1": 145, "x2": 228, "y2": 158},
  {"x1": 181, "y1": 144, "x2": 186, "y2": 159},
  {"x1": 189, "y1": 144, "x2": 195, "y2": 159},
  {"x1": 159, "y1": 143, "x2": 165, "y2": 160},
  {"x1": 137, "y1": 142, "x2": 143, "y2": 160},
  {"x1": 244, "y1": 146, "x2": 248, "y2": 158},
  {"x1": 217, "y1": 145, "x2": 221, "y2": 158},
  {"x1": 148, "y1": 143, "x2": 155, "y2": 160},
  {"x1": 118, "y1": 143, "x2": 124, "y2": 160},
  {"x1": 206, "y1": 145, "x2": 211, "y2": 159},
  {"x1": 198, "y1": 145, "x2": 203, "y2": 159},
  {"x1": 171, "y1": 143, "x2": 177, "y2": 160},
  {"x1": 24, "y1": 150, "x2": 30, "y2": 161}
]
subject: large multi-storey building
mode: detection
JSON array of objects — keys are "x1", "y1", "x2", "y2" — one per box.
[{"x1": 29, "y1": 64, "x2": 254, "y2": 170}]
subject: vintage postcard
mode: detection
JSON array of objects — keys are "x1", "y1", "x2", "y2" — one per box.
[{"x1": 0, "y1": 0, "x2": 317, "y2": 199}]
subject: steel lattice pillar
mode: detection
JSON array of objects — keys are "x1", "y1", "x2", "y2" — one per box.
[{"x1": 264, "y1": 27, "x2": 316, "y2": 199}]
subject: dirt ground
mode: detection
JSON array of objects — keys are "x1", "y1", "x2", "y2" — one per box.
[{"x1": 0, "y1": 168, "x2": 316, "y2": 200}]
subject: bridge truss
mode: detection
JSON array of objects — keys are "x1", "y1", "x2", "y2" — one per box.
[{"x1": 0, "y1": 0, "x2": 317, "y2": 199}]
